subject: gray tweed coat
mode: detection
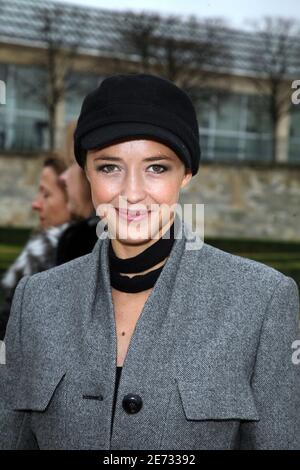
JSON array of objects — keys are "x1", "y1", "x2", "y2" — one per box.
[{"x1": 0, "y1": 217, "x2": 299, "y2": 450}]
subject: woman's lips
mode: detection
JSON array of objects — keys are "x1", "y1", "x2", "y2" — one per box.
[{"x1": 116, "y1": 208, "x2": 150, "y2": 222}]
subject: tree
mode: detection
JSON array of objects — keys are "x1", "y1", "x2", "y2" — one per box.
[
  {"x1": 248, "y1": 17, "x2": 300, "y2": 162},
  {"x1": 19, "y1": 4, "x2": 88, "y2": 151},
  {"x1": 112, "y1": 11, "x2": 233, "y2": 99}
]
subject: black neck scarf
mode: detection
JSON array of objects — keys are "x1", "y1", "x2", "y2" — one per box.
[{"x1": 108, "y1": 219, "x2": 176, "y2": 293}]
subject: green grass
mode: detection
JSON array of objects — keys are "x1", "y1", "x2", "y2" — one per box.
[
  {"x1": 0, "y1": 244, "x2": 24, "y2": 271},
  {"x1": 0, "y1": 227, "x2": 31, "y2": 246},
  {"x1": 207, "y1": 237, "x2": 300, "y2": 254}
]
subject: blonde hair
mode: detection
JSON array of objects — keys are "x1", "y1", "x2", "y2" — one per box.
[{"x1": 57, "y1": 120, "x2": 78, "y2": 167}]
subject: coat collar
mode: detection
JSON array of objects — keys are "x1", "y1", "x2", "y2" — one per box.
[{"x1": 89, "y1": 213, "x2": 203, "y2": 309}]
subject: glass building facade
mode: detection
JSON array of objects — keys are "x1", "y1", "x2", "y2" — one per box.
[
  {"x1": 195, "y1": 90, "x2": 273, "y2": 162},
  {"x1": 0, "y1": 63, "x2": 299, "y2": 163}
]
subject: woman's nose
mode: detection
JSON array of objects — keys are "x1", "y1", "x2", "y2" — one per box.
[
  {"x1": 122, "y1": 171, "x2": 146, "y2": 203},
  {"x1": 32, "y1": 196, "x2": 42, "y2": 211}
]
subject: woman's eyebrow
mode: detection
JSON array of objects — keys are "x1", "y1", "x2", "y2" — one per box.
[
  {"x1": 93, "y1": 155, "x2": 174, "y2": 162},
  {"x1": 93, "y1": 156, "x2": 121, "y2": 162},
  {"x1": 144, "y1": 155, "x2": 174, "y2": 162}
]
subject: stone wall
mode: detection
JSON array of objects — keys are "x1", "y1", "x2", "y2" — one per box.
[
  {"x1": 0, "y1": 152, "x2": 43, "y2": 227},
  {"x1": 180, "y1": 162, "x2": 300, "y2": 242},
  {"x1": 1, "y1": 152, "x2": 300, "y2": 241}
]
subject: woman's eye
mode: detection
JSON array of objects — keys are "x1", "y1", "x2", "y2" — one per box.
[
  {"x1": 95, "y1": 164, "x2": 168, "y2": 174},
  {"x1": 96, "y1": 164, "x2": 119, "y2": 173},
  {"x1": 148, "y1": 164, "x2": 168, "y2": 174}
]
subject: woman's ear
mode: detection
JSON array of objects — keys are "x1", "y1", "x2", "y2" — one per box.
[{"x1": 181, "y1": 169, "x2": 192, "y2": 189}]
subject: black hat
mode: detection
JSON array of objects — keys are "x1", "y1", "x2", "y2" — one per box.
[{"x1": 74, "y1": 73, "x2": 201, "y2": 176}]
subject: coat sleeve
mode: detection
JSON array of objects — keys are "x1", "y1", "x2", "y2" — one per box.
[
  {"x1": 0, "y1": 275, "x2": 39, "y2": 449},
  {"x1": 239, "y1": 275, "x2": 300, "y2": 449}
]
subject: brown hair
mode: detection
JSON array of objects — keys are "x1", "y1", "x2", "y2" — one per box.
[
  {"x1": 43, "y1": 155, "x2": 67, "y2": 175},
  {"x1": 60, "y1": 120, "x2": 77, "y2": 167},
  {"x1": 42, "y1": 155, "x2": 68, "y2": 196}
]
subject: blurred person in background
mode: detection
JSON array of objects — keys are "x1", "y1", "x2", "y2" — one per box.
[
  {"x1": 31, "y1": 156, "x2": 71, "y2": 229},
  {"x1": 55, "y1": 120, "x2": 98, "y2": 265},
  {"x1": 0, "y1": 156, "x2": 71, "y2": 340}
]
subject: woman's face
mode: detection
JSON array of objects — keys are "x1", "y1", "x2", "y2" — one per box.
[
  {"x1": 85, "y1": 139, "x2": 192, "y2": 247},
  {"x1": 59, "y1": 162, "x2": 92, "y2": 219},
  {"x1": 31, "y1": 166, "x2": 71, "y2": 229}
]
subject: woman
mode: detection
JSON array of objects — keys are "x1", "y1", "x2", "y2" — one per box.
[
  {"x1": 55, "y1": 120, "x2": 99, "y2": 265},
  {"x1": 0, "y1": 156, "x2": 71, "y2": 340},
  {"x1": 0, "y1": 74, "x2": 299, "y2": 450},
  {"x1": 31, "y1": 156, "x2": 71, "y2": 230}
]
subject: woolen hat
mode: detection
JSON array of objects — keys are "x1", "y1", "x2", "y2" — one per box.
[{"x1": 74, "y1": 73, "x2": 201, "y2": 175}]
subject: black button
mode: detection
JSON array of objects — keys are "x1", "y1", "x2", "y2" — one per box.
[{"x1": 122, "y1": 394, "x2": 143, "y2": 414}]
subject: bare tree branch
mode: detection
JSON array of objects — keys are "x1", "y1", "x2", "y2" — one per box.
[
  {"x1": 111, "y1": 11, "x2": 233, "y2": 97},
  {"x1": 19, "y1": 4, "x2": 88, "y2": 151}
]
